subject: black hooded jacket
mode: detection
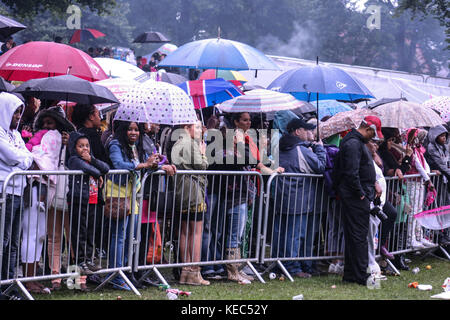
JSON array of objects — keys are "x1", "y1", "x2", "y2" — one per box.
[
  {"x1": 334, "y1": 128, "x2": 376, "y2": 200},
  {"x1": 66, "y1": 131, "x2": 110, "y2": 203}
]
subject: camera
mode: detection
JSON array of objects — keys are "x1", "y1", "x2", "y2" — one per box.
[{"x1": 370, "y1": 198, "x2": 388, "y2": 221}]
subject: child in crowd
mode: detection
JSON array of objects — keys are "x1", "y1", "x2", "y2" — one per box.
[{"x1": 66, "y1": 131, "x2": 110, "y2": 291}]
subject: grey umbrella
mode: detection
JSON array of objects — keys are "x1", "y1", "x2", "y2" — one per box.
[
  {"x1": 0, "y1": 76, "x2": 14, "y2": 92},
  {"x1": 0, "y1": 14, "x2": 26, "y2": 41},
  {"x1": 13, "y1": 75, "x2": 119, "y2": 104},
  {"x1": 133, "y1": 31, "x2": 170, "y2": 43},
  {"x1": 158, "y1": 72, "x2": 187, "y2": 85}
]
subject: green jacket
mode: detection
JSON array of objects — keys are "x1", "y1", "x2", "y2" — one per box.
[{"x1": 172, "y1": 132, "x2": 208, "y2": 213}]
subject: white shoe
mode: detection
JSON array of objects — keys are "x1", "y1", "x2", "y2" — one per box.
[
  {"x1": 421, "y1": 238, "x2": 435, "y2": 247},
  {"x1": 328, "y1": 263, "x2": 336, "y2": 274},
  {"x1": 411, "y1": 239, "x2": 426, "y2": 249},
  {"x1": 335, "y1": 264, "x2": 345, "y2": 275},
  {"x1": 374, "y1": 274, "x2": 387, "y2": 281}
]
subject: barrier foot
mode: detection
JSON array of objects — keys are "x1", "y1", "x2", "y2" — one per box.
[
  {"x1": 94, "y1": 271, "x2": 119, "y2": 292},
  {"x1": 385, "y1": 259, "x2": 401, "y2": 276},
  {"x1": 14, "y1": 280, "x2": 34, "y2": 300},
  {"x1": 152, "y1": 267, "x2": 169, "y2": 286},
  {"x1": 276, "y1": 260, "x2": 294, "y2": 282},
  {"x1": 439, "y1": 246, "x2": 450, "y2": 260},
  {"x1": 246, "y1": 261, "x2": 265, "y2": 284},
  {"x1": 118, "y1": 270, "x2": 141, "y2": 296}
]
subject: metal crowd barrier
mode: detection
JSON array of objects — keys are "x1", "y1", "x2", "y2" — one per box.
[
  {"x1": 133, "y1": 170, "x2": 266, "y2": 286},
  {"x1": 0, "y1": 169, "x2": 140, "y2": 299},
  {"x1": 1, "y1": 169, "x2": 449, "y2": 299},
  {"x1": 261, "y1": 172, "x2": 450, "y2": 281}
]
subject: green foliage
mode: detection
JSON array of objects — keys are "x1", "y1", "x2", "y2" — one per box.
[
  {"x1": 396, "y1": 0, "x2": 450, "y2": 50},
  {"x1": 0, "y1": 0, "x2": 447, "y2": 76}
]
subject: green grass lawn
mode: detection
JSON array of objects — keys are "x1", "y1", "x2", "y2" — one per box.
[{"x1": 35, "y1": 253, "x2": 449, "y2": 300}]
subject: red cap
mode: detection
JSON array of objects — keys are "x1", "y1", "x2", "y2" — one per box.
[{"x1": 363, "y1": 115, "x2": 383, "y2": 140}]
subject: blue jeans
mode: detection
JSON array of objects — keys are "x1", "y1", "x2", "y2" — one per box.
[
  {"x1": 1, "y1": 195, "x2": 22, "y2": 281},
  {"x1": 109, "y1": 215, "x2": 129, "y2": 269},
  {"x1": 271, "y1": 212, "x2": 318, "y2": 274},
  {"x1": 225, "y1": 202, "x2": 248, "y2": 249},
  {"x1": 124, "y1": 214, "x2": 139, "y2": 267},
  {"x1": 201, "y1": 193, "x2": 225, "y2": 273}
]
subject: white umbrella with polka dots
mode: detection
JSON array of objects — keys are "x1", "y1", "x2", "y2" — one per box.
[{"x1": 114, "y1": 80, "x2": 198, "y2": 125}]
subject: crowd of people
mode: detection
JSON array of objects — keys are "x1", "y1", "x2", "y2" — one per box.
[{"x1": 0, "y1": 85, "x2": 449, "y2": 298}]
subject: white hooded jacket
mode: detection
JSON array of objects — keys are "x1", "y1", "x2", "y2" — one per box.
[{"x1": 0, "y1": 92, "x2": 33, "y2": 195}]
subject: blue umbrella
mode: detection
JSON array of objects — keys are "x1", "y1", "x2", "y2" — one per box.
[
  {"x1": 159, "y1": 38, "x2": 280, "y2": 71},
  {"x1": 267, "y1": 65, "x2": 375, "y2": 102},
  {"x1": 317, "y1": 100, "x2": 353, "y2": 120},
  {"x1": 178, "y1": 78, "x2": 243, "y2": 109},
  {"x1": 267, "y1": 63, "x2": 375, "y2": 140}
]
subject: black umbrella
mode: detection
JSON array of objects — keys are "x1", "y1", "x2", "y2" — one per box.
[
  {"x1": 0, "y1": 14, "x2": 26, "y2": 42},
  {"x1": 365, "y1": 97, "x2": 407, "y2": 109},
  {"x1": 133, "y1": 31, "x2": 170, "y2": 43},
  {"x1": 0, "y1": 76, "x2": 15, "y2": 92},
  {"x1": 158, "y1": 72, "x2": 187, "y2": 85},
  {"x1": 265, "y1": 102, "x2": 315, "y2": 121},
  {"x1": 13, "y1": 75, "x2": 119, "y2": 105}
]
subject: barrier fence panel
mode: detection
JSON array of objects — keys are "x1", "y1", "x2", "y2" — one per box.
[
  {"x1": 0, "y1": 169, "x2": 140, "y2": 299},
  {"x1": 133, "y1": 170, "x2": 265, "y2": 285},
  {"x1": 385, "y1": 173, "x2": 450, "y2": 260},
  {"x1": 261, "y1": 172, "x2": 450, "y2": 281}
]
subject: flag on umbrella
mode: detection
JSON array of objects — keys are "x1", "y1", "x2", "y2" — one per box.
[
  {"x1": 199, "y1": 69, "x2": 248, "y2": 86},
  {"x1": 178, "y1": 79, "x2": 243, "y2": 109},
  {"x1": 69, "y1": 29, "x2": 106, "y2": 44}
]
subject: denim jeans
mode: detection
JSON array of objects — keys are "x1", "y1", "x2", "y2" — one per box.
[
  {"x1": 271, "y1": 212, "x2": 318, "y2": 274},
  {"x1": 124, "y1": 214, "x2": 139, "y2": 267},
  {"x1": 224, "y1": 202, "x2": 248, "y2": 249},
  {"x1": 201, "y1": 193, "x2": 225, "y2": 273},
  {"x1": 109, "y1": 215, "x2": 129, "y2": 269},
  {"x1": 1, "y1": 195, "x2": 22, "y2": 280}
]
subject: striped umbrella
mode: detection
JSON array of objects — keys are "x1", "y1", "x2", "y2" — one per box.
[
  {"x1": 69, "y1": 28, "x2": 105, "y2": 44},
  {"x1": 217, "y1": 89, "x2": 305, "y2": 113}
]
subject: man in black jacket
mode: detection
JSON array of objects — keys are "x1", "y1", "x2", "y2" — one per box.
[{"x1": 334, "y1": 116, "x2": 383, "y2": 285}]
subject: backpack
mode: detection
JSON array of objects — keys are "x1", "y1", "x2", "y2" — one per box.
[{"x1": 325, "y1": 144, "x2": 341, "y2": 197}]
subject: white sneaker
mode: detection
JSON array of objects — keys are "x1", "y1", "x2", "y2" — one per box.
[
  {"x1": 374, "y1": 274, "x2": 387, "y2": 281},
  {"x1": 38, "y1": 202, "x2": 46, "y2": 212},
  {"x1": 421, "y1": 238, "x2": 435, "y2": 247},
  {"x1": 335, "y1": 264, "x2": 345, "y2": 275},
  {"x1": 328, "y1": 263, "x2": 336, "y2": 274},
  {"x1": 411, "y1": 239, "x2": 426, "y2": 249}
]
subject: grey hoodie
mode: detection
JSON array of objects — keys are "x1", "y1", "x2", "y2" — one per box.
[
  {"x1": 0, "y1": 92, "x2": 33, "y2": 196},
  {"x1": 426, "y1": 125, "x2": 450, "y2": 181}
]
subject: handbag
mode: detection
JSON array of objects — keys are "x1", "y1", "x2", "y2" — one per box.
[
  {"x1": 103, "y1": 196, "x2": 130, "y2": 220},
  {"x1": 146, "y1": 221, "x2": 163, "y2": 264},
  {"x1": 52, "y1": 146, "x2": 69, "y2": 210}
]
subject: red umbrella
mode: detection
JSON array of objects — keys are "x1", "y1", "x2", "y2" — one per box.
[
  {"x1": 0, "y1": 41, "x2": 108, "y2": 82},
  {"x1": 69, "y1": 28, "x2": 106, "y2": 44}
]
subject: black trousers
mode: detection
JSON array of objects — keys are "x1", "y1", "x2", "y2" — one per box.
[
  {"x1": 69, "y1": 202, "x2": 96, "y2": 263},
  {"x1": 341, "y1": 195, "x2": 370, "y2": 285},
  {"x1": 380, "y1": 201, "x2": 397, "y2": 245}
]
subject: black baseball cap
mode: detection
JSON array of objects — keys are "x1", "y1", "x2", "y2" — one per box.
[{"x1": 287, "y1": 118, "x2": 316, "y2": 133}]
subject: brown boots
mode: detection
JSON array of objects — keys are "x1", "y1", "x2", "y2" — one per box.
[
  {"x1": 225, "y1": 248, "x2": 253, "y2": 283},
  {"x1": 179, "y1": 266, "x2": 210, "y2": 286}
]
